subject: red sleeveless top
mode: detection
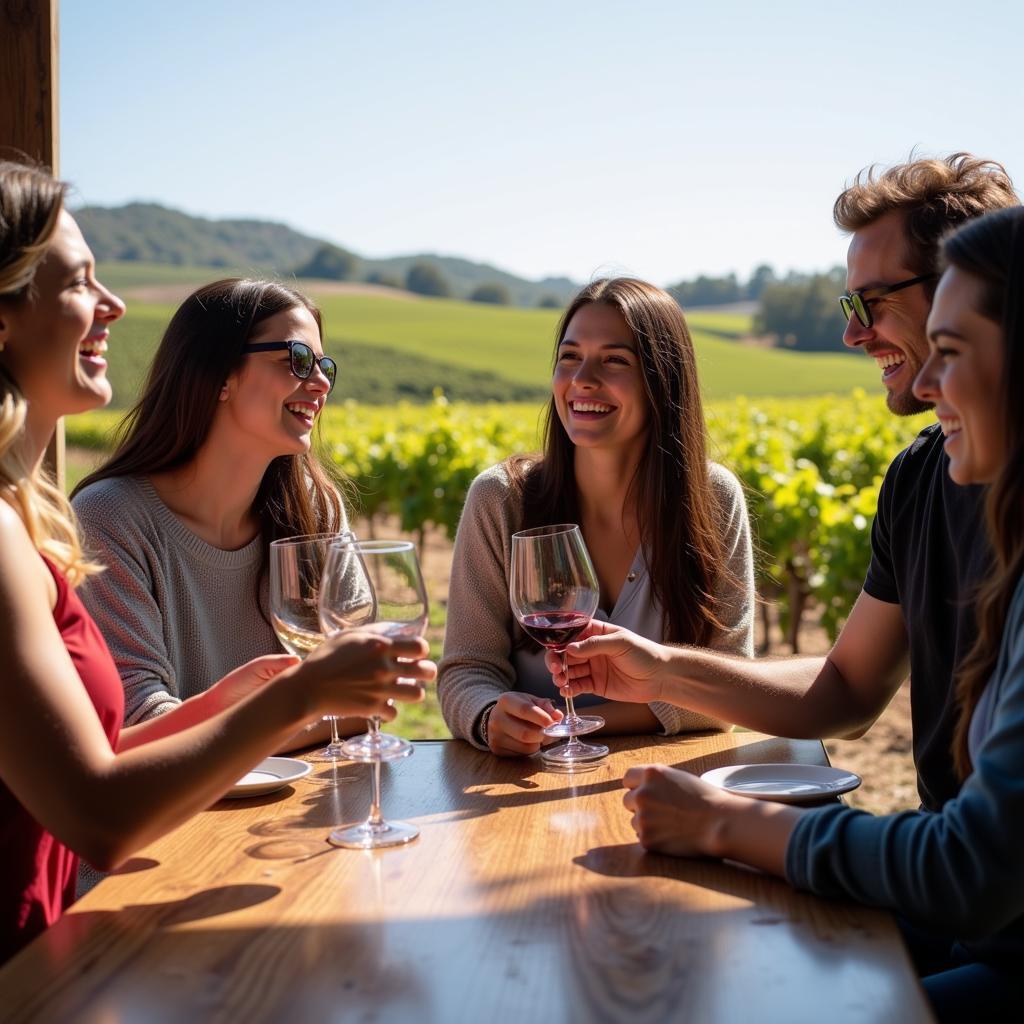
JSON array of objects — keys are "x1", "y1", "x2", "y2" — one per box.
[{"x1": 0, "y1": 557, "x2": 124, "y2": 964}]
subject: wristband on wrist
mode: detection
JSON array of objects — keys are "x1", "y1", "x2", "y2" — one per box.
[{"x1": 477, "y1": 703, "x2": 497, "y2": 747}]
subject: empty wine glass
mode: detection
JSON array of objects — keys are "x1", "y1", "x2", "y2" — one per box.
[
  {"x1": 269, "y1": 531, "x2": 353, "y2": 761},
  {"x1": 319, "y1": 538, "x2": 428, "y2": 848},
  {"x1": 510, "y1": 524, "x2": 608, "y2": 768}
]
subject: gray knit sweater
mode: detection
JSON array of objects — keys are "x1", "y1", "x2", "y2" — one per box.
[
  {"x1": 439, "y1": 462, "x2": 755, "y2": 747},
  {"x1": 72, "y1": 476, "x2": 347, "y2": 724}
]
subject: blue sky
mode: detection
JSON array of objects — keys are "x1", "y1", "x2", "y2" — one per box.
[{"x1": 61, "y1": 0, "x2": 1024, "y2": 285}]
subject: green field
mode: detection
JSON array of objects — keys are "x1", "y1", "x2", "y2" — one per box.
[{"x1": 96, "y1": 262, "x2": 879, "y2": 408}]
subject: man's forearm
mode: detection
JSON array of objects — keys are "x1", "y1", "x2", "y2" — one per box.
[{"x1": 656, "y1": 650, "x2": 879, "y2": 739}]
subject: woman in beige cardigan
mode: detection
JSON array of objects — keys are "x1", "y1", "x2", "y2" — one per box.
[{"x1": 439, "y1": 278, "x2": 754, "y2": 756}]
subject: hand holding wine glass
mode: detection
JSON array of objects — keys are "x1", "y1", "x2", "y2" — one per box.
[{"x1": 510, "y1": 524, "x2": 609, "y2": 768}]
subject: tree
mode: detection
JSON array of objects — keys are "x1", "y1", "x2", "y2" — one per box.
[
  {"x1": 755, "y1": 268, "x2": 847, "y2": 352},
  {"x1": 537, "y1": 293, "x2": 562, "y2": 309},
  {"x1": 365, "y1": 270, "x2": 402, "y2": 289},
  {"x1": 469, "y1": 282, "x2": 510, "y2": 305},
  {"x1": 405, "y1": 261, "x2": 451, "y2": 298},
  {"x1": 746, "y1": 264, "x2": 777, "y2": 301},
  {"x1": 294, "y1": 243, "x2": 358, "y2": 281}
]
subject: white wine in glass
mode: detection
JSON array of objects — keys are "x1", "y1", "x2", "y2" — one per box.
[{"x1": 269, "y1": 531, "x2": 353, "y2": 761}]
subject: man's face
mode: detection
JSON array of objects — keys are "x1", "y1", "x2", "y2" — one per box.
[{"x1": 842, "y1": 209, "x2": 934, "y2": 416}]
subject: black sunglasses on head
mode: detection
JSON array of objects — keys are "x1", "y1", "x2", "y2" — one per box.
[
  {"x1": 243, "y1": 340, "x2": 337, "y2": 392},
  {"x1": 838, "y1": 273, "x2": 936, "y2": 329}
]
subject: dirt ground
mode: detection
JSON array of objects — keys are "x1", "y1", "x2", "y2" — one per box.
[{"x1": 361, "y1": 514, "x2": 918, "y2": 817}]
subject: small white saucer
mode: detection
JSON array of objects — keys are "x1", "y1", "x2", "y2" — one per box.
[
  {"x1": 224, "y1": 757, "x2": 312, "y2": 799},
  {"x1": 700, "y1": 763, "x2": 861, "y2": 804}
]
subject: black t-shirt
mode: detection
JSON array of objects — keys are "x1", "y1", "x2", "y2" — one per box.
[{"x1": 864, "y1": 422, "x2": 990, "y2": 810}]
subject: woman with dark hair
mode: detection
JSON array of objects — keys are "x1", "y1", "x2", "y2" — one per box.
[
  {"x1": 0, "y1": 161, "x2": 432, "y2": 963},
  {"x1": 553, "y1": 209, "x2": 1024, "y2": 1019},
  {"x1": 73, "y1": 279, "x2": 351, "y2": 747},
  {"x1": 439, "y1": 277, "x2": 754, "y2": 755}
]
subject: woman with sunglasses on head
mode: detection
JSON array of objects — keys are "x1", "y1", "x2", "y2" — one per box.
[
  {"x1": 72, "y1": 278, "x2": 358, "y2": 752},
  {"x1": 0, "y1": 161, "x2": 434, "y2": 963},
  {"x1": 439, "y1": 277, "x2": 754, "y2": 755},
  {"x1": 553, "y1": 209, "x2": 1024, "y2": 1020}
]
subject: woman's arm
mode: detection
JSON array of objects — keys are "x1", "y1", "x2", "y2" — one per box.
[
  {"x1": 0, "y1": 512, "x2": 433, "y2": 872},
  {"x1": 438, "y1": 469, "x2": 560, "y2": 753}
]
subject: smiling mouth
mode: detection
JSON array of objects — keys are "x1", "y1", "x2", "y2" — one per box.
[
  {"x1": 79, "y1": 337, "x2": 108, "y2": 364},
  {"x1": 938, "y1": 416, "x2": 962, "y2": 438},
  {"x1": 569, "y1": 400, "x2": 614, "y2": 415},
  {"x1": 285, "y1": 402, "x2": 318, "y2": 426},
  {"x1": 872, "y1": 352, "x2": 906, "y2": 378}
]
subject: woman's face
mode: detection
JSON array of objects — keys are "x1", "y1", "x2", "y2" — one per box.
[
  {"x1": 0, "y1": 209, "x2": 124, "y2": 422},
  {"x1": 552, "y1": 302, "x2": 649, "y2": 456},
  {"x1": 914, "y1": 267, "x2": 1006, "y2": 485},
  {"x1": 218, "y1": 304, "x2": 331, "y2": 458}
]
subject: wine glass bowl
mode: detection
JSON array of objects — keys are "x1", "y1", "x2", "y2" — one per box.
[
  {"x1": 318, "y1": 538, "x2": 428, "y2": 849},
  {"x1": 269, "y1": 531, "x2": 352, "y2": 761},
  {"x1": 510, "y1": 524, "x2": 609, "y2": 768}
]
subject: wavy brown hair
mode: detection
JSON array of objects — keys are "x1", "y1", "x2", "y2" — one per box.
[
  {"x1": 73, "y1": 279, "x2": 348, "y2": 603},
  {"x1": 834, "y1": 153, "x2": 1018, "y2": 287},
  {"x1": 508, "y1": 277, "x2": 728, "y2": 646},
  {"x1": 942, "y1": 208, "x2": 1024, "y2": 778}
]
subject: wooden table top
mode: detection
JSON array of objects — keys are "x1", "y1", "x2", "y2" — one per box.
[{"x1": 0, "y1": 731, "x2": 932, "y2": 1023}]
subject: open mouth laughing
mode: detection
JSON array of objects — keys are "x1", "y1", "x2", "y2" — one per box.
[
  {"x1": 79, "y1": 332, "x2": 108, "y2": 366},
  {"x1": 285, "y1": 400, "x2": 319, "y2": 429},
  {"x1": 569, "y1": 399, "x2": 615, "y2": 417}
]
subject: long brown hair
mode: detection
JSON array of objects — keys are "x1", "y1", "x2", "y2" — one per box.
[
  {"x1": 509, "y1": 277, "x2": 728, "y2": 646},
  {"x1": 74, "y1": 279, "x2": 348, "y2": 597},
  {"x1": 944, "y1": 208, "x2": 1024, "y2": 778}
]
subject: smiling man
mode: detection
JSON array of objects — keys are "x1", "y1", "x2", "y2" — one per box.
[{"x1": 556, "y1": 154, "x2": 1018, "y2": 813}]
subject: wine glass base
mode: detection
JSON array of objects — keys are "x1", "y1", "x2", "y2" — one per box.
[
  {"x1": 341, "y1": 732, "x2": 412, "y2": 762},
  {"x1": 328, "y1": 819, "x2": 419, "y2": 849},
  {"x1": 315, "y1": 742, "x2": 349, "y2": 762},
  {"x1": 542, "y1": 715, "x2": 604, "y2": 739},
  {"x1": 541, "y1": 739, "x2": 610, "y2": 768}
]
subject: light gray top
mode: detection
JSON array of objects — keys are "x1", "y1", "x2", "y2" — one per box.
[
  {"x1": 439, "y1": 462, "x2": 756, "y2": 747},
  {"x1": 72, "y1": 476, "x2": 345, "y2": 724}
]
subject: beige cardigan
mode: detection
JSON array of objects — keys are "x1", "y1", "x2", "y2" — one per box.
[{"x1": 438, "y1": 462, "x2": 755, "y2": 748}]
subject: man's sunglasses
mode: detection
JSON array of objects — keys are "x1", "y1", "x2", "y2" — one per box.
[
  {"x1": 838, "y1": 273, "x2": 936, "y2": 329},
  {"x1": 242, "y1": 340, "x2": 337, "y2": 392}
]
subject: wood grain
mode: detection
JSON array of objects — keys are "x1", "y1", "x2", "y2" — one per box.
[{"x1": 0, "y1": 734, "x2": 933, "y2": 1022}]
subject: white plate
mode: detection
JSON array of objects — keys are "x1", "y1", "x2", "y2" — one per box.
[
  {"x1": 700, "y1": 763, "x2": 861, "y2": 804},
  {"x1": 224, "y1": 757, "x2": 311, "y2": 799}
]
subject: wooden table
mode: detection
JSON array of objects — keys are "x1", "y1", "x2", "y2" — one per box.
[{"x1": 0, "y1": 732, "x2": 932, "y2": 1022}]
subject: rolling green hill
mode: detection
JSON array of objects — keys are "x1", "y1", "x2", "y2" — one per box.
[{"x1": 98, "y1": 290, "x2": 879, "y2": 409}]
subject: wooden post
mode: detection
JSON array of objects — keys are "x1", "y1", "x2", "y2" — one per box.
[{"x1": 1, "y1": 0, "x2": 63, "y2": 487}]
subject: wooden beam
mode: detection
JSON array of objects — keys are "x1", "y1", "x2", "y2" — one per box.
[{"x1": 1, "y1": 0, "x2": 63, "y2": 488}]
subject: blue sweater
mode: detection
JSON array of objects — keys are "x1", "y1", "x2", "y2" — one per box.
[{"x1": 786, "y1": 576, "x2": 1024, "y2": 961}]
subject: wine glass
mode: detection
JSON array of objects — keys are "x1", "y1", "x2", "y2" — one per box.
[
  {"x1": 269, "y1": 531, "x2": 353, "y2": 762},
  {"x1": 318, "y1": 538, "x2": 428, "y2": 849},
  {"x1": 510, "y1": 524, "x2": 608, "y2": 768}
]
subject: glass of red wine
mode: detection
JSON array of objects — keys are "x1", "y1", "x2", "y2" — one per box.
[{"x1": 510, "y1": 524, "x2": 608, "y2": 768}]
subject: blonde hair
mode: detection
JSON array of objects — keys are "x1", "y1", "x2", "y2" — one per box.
[{"x1": 0, "y1": 159, "x2": 100, "y2": 586}]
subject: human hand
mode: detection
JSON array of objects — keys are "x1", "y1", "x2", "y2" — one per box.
[
  {"x1": 211, "y1": 654, "x2": 302, "y2": 712},
  {"x1": 485, "y1": 691, "x2": 564, "y2": 756},
  {"x1": 545, "y1": 621, "x2": 667, "y2": 705},
  {"x1": 301, "y1": 631, "x2": 436, "y2": 721},
  {"x1": 622, "y1": 764, "x2": 726, "y2": 857}
]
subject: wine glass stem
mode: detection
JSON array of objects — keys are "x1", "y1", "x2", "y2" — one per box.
[
  {"x1": 328, "y1": 716, "x2": 341, "y2": 746},
  {"x1": 368, "y1": 756, "x2": 384, "y2": 828},
  {"x1": 560, "y1": 651, "x2": 578, "y2": 724}
]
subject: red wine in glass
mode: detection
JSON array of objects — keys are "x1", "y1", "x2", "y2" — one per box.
[
  {"x1": 519, "y1": 611, "x2": 592, "y2": 650},
  {"x1": 510, "y1": 524, "x2": 609, "y2": 768}
]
